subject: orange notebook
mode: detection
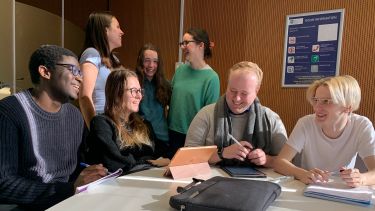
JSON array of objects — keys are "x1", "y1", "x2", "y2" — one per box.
[{"x1": 164, "y1": 146, "x2": 217, "y2": 179}]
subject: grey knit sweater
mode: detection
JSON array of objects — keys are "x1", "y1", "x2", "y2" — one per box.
[{"x1": 0, "y1": 89, "x2": 84, "y2": 210}]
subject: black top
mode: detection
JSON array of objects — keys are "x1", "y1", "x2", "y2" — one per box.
[{"x1": 86, "y1": 115, "x2": 168, "y2": 173}]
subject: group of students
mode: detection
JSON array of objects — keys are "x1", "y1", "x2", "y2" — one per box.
[
  {"x1": 0, "y1": 11, "x2": 219, "y2": 210},
  {"x1": 0, "y1": 11, "x2": 374, "y2": 210},
  {"x1": 77, "y1": 12, "x2": 220, "y2": 173}
]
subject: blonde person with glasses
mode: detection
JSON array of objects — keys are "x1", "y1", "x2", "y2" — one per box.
[
  {"x1": 168, "y1": 28, "x2": 220, "y2": 156},
  {"x1": 86, "y1": 67, "x2": 170, "y2": 173},
  {"x1": 274, "y1": 75, "x2": 375, "y2": 187}
]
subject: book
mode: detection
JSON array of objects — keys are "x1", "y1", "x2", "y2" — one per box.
[
  {"x1": 76, "y1": 168, "x2": 123, "y2": 193},
  {"x1": 221, "y1": 165, "x2": 266, "y2": 178},
  {"x1": 303, "y1": 178, "x2": 373, "y2": 206}
]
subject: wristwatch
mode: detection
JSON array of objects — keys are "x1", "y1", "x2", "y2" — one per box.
[{"x1": 217, "y1": 148, "x2": 225, "y2": 160}]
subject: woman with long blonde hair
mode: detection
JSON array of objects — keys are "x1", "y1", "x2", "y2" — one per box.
[{"x1": 86, "y1": 67, "x2": 169, "y2": 172}]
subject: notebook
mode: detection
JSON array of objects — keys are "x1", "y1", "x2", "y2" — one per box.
[
  {"x1": 303, "y1": 178, "x2": 373, "y2": 206},
  {"x1": 221, "y1": 165, "x2": 266, "y2": 178},
  {"x1": 76, "y1": 168, "x2": 123, "y2": 193}
]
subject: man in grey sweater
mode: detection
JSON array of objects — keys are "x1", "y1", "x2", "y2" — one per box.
[
  {"x1": 0, "y1": 45, "x2": 107, "y2": 210},
  {"x1": 185, "y1": 61, "x2": 287, "y2": 168}
]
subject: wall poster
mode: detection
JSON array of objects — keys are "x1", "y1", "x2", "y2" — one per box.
[{"x1": 282, "y1": 9, "x2": 344, "y2": 87}]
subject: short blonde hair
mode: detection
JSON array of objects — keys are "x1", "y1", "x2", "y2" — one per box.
[
  {"x1": 306, "y1": 75, "x2": 361, "y2": 111},
  {"x1": 229, "y1": 61, "x2": 263, "y2": 87}
]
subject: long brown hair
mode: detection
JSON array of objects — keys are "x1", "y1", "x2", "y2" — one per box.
[
  {"x1": 104, "y1": 67, "x2": 150, "y2": 148},
  {"x1": 135, "y1": 43, "x2": 171, "y2": 108},
  {"x1": 82, "y1": 11, "x2": 120, "y2": 68}
]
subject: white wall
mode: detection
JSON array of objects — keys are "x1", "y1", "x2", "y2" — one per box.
[
  {"x1": 0, "y1": 0, "x2": 14, "y2": 92},
  {"x1": 15, "y1": 2, "x2": 84, "y2": 90},
  {"x1": 0, "y1": 1, "x2": 84, "y2": 93}
]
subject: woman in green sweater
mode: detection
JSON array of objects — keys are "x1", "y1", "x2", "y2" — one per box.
[{"x1": 168, "y1": 28, "x2": 220, "y2": 156}]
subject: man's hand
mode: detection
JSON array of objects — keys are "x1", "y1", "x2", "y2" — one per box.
[
  {"x1": 74, "y1": 164, "x2": 108, "y2": 190},
  {"x1": 222, "y1": 141, "x2": 252, "y2": 161},
  {"x1": 247, "y1": 148, "x2": 267, "y2": 166}
]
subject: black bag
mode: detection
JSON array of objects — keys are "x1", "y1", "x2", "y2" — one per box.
[{"x1": 169, "y1": 176, "x2": 281, "y2": 211}]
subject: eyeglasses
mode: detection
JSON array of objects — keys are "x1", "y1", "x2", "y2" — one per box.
[
  {"x1": 55, "y1": 63, "x2": 82, "y2": 76},
  {"x1": 179, "y1": 40, "x2": 196, "y2": 47},
  {"x1": 126, "y1": 88, "x2": 145, "y2": 97},
  {"x1": 311, "y1": 97, "x2": 334, "y2": 105}
]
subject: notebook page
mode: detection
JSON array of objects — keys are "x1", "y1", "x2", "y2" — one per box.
[{"x1": 76, "y1": 168, "x2": 123, "y2": 193}]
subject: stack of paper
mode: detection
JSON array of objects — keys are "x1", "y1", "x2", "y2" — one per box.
[
  {"x1": 303, "y1": 179, "x2": 373, "y2": 206},
  {"x1": 76, "y1": 168, "x2": 123, "y2": 193}
]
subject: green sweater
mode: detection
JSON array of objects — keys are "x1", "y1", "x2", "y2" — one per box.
[{"x1": 168, "y1": 63, "x2": 220, "y2": 134}]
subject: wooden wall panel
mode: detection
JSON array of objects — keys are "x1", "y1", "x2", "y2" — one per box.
[
  {"x1": 185, "y1": 0, "x2": 250, "y2": 94},
  {"x1": 110, "y1": 0, "x2": 180, "y2": 78},
  {"x1": 110, "y1": 0, "x2": 144, "y2": 70},
  {"x1": 12, "y1": 0, "x2": 375, "y2": 134},
  {"x1": 16, "y1": 0, "x2": 109, "y2": 30},
  {"x1": 182, "y1": 0, "x2": 375, "y2": 133},
  {"x1": 143, "y1": 0, "x2": 180, "y2": 79}
]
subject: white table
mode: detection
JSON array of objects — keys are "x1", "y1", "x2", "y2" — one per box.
[{"x1": 48, "y1": 167, "x2": 375, "y2": 211}]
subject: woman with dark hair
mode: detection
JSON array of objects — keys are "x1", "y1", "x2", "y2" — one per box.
[
  {"x1": 168, "y1": 28, "x2": 220, "y2": 156},
  {"x1": 135, "y1": 43, "x2": 171, "y2": 148},
  {"x1": 79, "y1": 11, "x2": 124, "y2": 127},
  {"x1": 86, "y1": 67, "x2": 170, "y2": 173}
]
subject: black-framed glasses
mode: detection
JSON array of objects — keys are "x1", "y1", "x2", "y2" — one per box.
[
  {"x1": 55, "y1": 63, "x2": 82, "y2": 76},
  {"x1": 126, "y1": 88, "x2": 145, "y2": 97},
  {"x1": 179, "y1": 40, "x2": 196, "y2": 47}
]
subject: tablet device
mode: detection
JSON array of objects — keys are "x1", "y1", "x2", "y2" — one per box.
[
  {"x1": 164, "y1": 146, "x2": 217, "y2": 178},
  {"x1": 221, "y1": 165, "x2": 266, "y2": 178},
  {"x1": 169, "y1": 146, "x2": 218, "y2": 166}
]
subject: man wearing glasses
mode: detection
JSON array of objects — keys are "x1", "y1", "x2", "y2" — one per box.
[{"x1": 0, "y1": 45, "x2": 107, "y2": 210}]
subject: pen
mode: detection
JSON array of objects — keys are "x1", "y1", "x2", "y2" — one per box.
[
  {"x1": 227, "y1": 134, "x2": 242, "y2": 147},
  {"x1": 80, "y1": 162, "x2": 90, "y2": 168},
  {"x1": 228, "y1": 134, "x2": 253, "y2": 151},
  {"x1": 328, "y1": 169, "x2": 344, "y2": 176},
  {"x1": 80, "y1": 162, "x2": 112, "y2": 174},
  {"x1": 269, "y1": 176, "x2": 294, "y2": 183}
]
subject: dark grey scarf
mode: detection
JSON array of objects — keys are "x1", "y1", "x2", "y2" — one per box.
[{"x1": 213, "y1": 95, "x2": 272, "y2": 154}]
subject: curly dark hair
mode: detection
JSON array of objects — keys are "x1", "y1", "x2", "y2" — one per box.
[{"x1": 28, "y1": 44, "x2": 77, "y2": 85}]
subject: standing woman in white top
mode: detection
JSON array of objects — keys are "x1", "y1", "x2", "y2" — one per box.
[
  {"x1": 79, "y1": 11, "x2": 124, "y2": 127},
  {"x1": 274, "y1": 75, "x2": 375, "y2": 187}
]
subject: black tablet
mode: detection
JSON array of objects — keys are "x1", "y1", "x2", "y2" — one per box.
[{"x1": 221, "y1": 165, "x2": 266, "y2": 178}]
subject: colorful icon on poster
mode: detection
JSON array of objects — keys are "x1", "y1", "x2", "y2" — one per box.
[{"x1": 311, "y1": 55, "x2": 319, "y2": 63}]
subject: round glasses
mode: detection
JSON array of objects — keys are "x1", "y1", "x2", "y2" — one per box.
[{"x1": 126, "y1": 88, "x2": 145, "y2": 97}]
